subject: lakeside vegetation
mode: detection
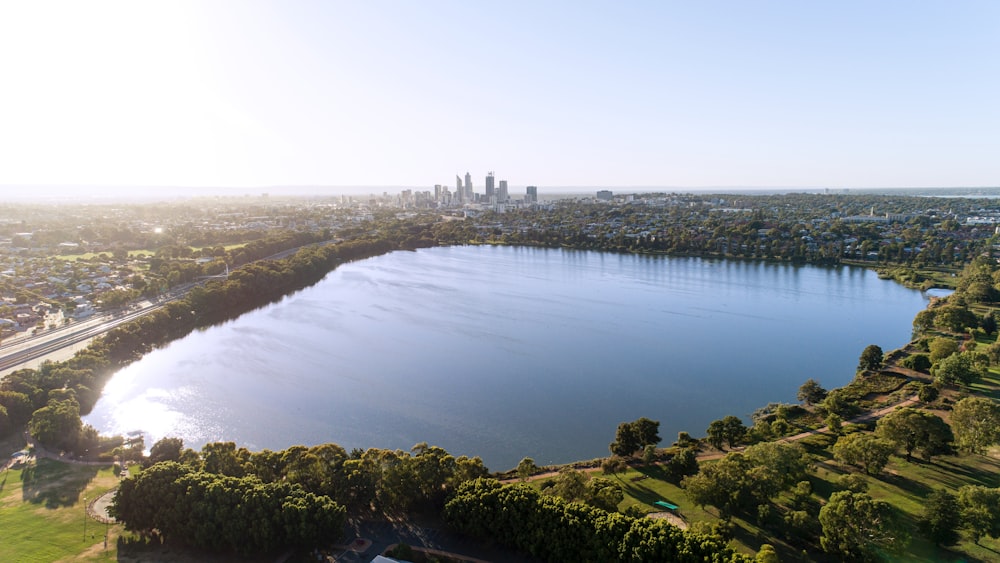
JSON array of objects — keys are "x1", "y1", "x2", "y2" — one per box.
[{"x1": 4, "y1": 193, "x2": 1000, "y2": 561}]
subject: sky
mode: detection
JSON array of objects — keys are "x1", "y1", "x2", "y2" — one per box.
[{"x1": 0, "y1": 1, "x2": 998, "y2": 193}]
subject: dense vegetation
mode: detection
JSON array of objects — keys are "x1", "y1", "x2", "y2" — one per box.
[
  {"x1": 445, "y1": 478, "x2": 752, "y2": 562},
  {"x1": 112, "y1": 461, "x2": 345, "y2": 554}
]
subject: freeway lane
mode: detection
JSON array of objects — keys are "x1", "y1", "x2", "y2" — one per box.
[{"x1": 0, "y1": 298, "x2": 174, "y2": 376}]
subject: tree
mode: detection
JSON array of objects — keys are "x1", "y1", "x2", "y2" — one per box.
[
  {"x1": 858, "y1": 344, "x2": 884, "y2": 372},
  {"x1": 632, "y1": 417, "x2": 661, "y2": 446},
  {"x1": 706, "y1": 415, "x2": 746, "y2": 450},
  {"x1": 28, "y1": 399, "x2": 82, "y2": 452},
  {"x1": 755, "y1": 544, "x2": 779, "y2": 563},
  {"x1": 797, "y1": 378, "x2": 827, "y2": 405},
  {"x1": 900, "y1": 353, "x2": 931, "y2": 372},
  {"x1": 917, "y1": 383, "x2": 939, "y2": 404},
  {"x1": 148, "y1": 437, "x2": 184, "y2": 465},
  {"x1": 682, "y1": 443, "x2": 806, "y2": 516},
  {"x1": 609, "y1": 421, "x2": 640, "y2": 457},
  {"x1": 934, "y1": 351, "x2": 987, "y2": 386},
  {"x1": 919, "y1": 489, "x2": 960, "y2": 546},
  {"x1": 585, "y1": 477, "x2": 624, "y2": 512},
  {"x1": 951, "y1": 397, "x2": 1000, "y2": 454},
  {"x1": 825, "y1": 412, "x2": 843, "y2": 435},
  {"x1": 819, "y1": 491, "x2": 907, "y2": 561},
  {"x1": 958, "y1": 485, "x2": 1000, "y2": 544},
  {"x1": 833, "y1": 433, "x2": 893, "y2": 475},
  {"x1": 928, "y1": 337, "x2": 959, "y2": 362},
  {"x1": 609, "y1": 417, "x2": 660, "y2": 457},
  {"x1": 981, "y1": 312, "x2": 997, "y2": 335},
  {"x1": 933, "y1": 305, "x2": 979, "y2": 333},
  {"x1": 875, "y1": 408, "x2": 953, "y2": 461},
  {"x1": 516, "y1": 457, "x2": 539, "y2": 481}
]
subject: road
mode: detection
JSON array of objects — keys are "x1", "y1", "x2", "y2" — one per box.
[{"x1": 0, "y1": 289, "x2": 193, "y2": 377}]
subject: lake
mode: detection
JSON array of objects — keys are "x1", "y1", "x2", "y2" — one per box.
[{"x1": 84, "y1": 246, "x2": 931, "y2": 470}]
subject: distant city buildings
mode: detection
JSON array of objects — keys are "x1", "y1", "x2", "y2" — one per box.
[
  {"x1": 422, "y1": 170, "x2": 536, "y2": 209},
  {"x1": 596, "y1": 190, "x2": 613, "y2": 201}
]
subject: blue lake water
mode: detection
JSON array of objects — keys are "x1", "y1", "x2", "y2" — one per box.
[{"x1": 84, "y1": 246, "x2": 931, "y2": 470}]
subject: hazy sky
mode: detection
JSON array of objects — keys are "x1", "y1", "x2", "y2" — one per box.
[{"x1": 1, "y1": 1, "x2": 997, "y2": 192}]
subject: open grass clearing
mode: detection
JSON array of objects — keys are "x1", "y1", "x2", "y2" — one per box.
[{"x1": 0, "y1": 458, "x2": 122, "y2": 562}]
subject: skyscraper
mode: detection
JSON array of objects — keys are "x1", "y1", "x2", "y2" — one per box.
[
  {"x1": 526, "y1": 186, "x2": 537, "y2": 203},
  {"x1": 464, "y1": 172, "x2": 473, "y2": 201},
  {"x1": 485, "y1": 172, "x2": 495, "y2": 200},
  {"x1": 455, "y1": 175, "x2": 463, "y2": 202},
  {"x1": 498, "y1": 180, "x2": 508, "y2": 203}
]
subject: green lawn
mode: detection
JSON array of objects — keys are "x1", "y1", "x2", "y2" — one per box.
[{"x1": 0, "y1": 458, "x2": 121, "y2": 562}]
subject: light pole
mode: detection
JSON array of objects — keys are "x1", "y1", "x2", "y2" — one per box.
[{"x1": 82, "y1": 496, "x2": 88, "y2": 542}]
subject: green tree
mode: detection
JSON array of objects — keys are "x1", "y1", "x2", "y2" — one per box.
[
  {"x1": 609, "y1": 421, "x2": 640, "y2": 457},
  {"x1": 819, "y1": 491, "x2": 907, "y2": 561},
  {"x1": 833, "y1": 433, "x2": 893, "y2": 475},
  {"x1": 919, "y1": 489, "x2": 960, "y2": 546},
  {"x1": 148, "y1": 437, "x2": 184, "y2": 465},
  {"x1": 586, "y1": 477, "x2": 624, "y2": 511},
  {"x1": 981, "y1": 312, "x2": 997, "y2": 335},
  {"x1": 933, "y1": 305, "x2": 979, "y2": 333},
  {"x1": 706, "y1": 415, "x2": 747, "y2": 450},
  {"x1": 825, "y1": 412, "x2": 843, "y2": 435},
  {"x1": 755, "y1": 544, "x2": 779, "y2": 563},
  {"x1": 951, "y1": 397, "x2": 1000, "y2": 454},
  {"x1": 917, "y1": 383, "x2": 939, "y2": 403},
  {"x1": 28, "y1": 398, "x2": 82, "y2": 452},
  {"x1": 957, "y1": 485, "x2": 1000, "y2": 544},
  {"x1": 858, "y1": 344, "x2": 884, "y2": 372},
  {"x1": 609, "y1": 417, "x2": 661, "y2": 457},
  {"x1": 928, "y1": 337, "x2": 959, "y2": 362},
  {"x1": 934, "y1": 351, "x2": 987, "y2": 386},
  {"x1": 875, "y1": 408, "x2": 953, "y2": 461},
  {"x1": 797, "y1": 378, "x2": 827, "y2": 405},
  {"x1": 900, "y1": 353, "x2": 931, "y2": 372},
  {"x1": 516, "y1": 457, "x2": 538, "y2": 481}
]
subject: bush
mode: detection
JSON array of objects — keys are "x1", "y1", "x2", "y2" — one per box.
[
  {"x1": 900, "y1": 353, "x2": 932, "y2": 372},
  {"x1": 918, "y1": 384, "x2": 940, "y2": 404}
]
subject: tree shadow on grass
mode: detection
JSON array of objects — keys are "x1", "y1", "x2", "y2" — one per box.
[
  {"x1": 932, "y1": 457, "x2": 1000, "y2": 488},
  {"x1": 21, "y1": 458, "x2": 100, "y2": 508}
]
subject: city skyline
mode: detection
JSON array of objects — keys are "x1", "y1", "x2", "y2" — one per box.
[{"x1": 1, "y1": 2, "x2": 998, "y2": 193}]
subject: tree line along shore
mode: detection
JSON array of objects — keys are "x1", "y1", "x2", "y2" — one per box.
[{"x1": 4, "y1": 209, "x2": 1000, "y2": 562}]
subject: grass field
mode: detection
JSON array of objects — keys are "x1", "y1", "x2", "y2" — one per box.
[{"x1": 0, "y1": 457, "x2": 121, "y2": 562}]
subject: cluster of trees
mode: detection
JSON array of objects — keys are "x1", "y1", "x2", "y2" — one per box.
[
  {"x1": 135, "y1": 439, "x2": 488, "y2": 514},
  {"x1": 112, "y1": 461, "x2": 345, "y2": 554},
  {"x1": 540, "y1": 469, "x2": 625, "y2": 512},
  {"x1": 819, "y1": 491, "x2": 907, "y2": 561},
  {"x1": 916, "y1": 485, "x2": 1000, "y2": 547},
  {"x1": 444, "y1": 478, "x2": 754, "y2": 563},
  {"x1": 681, "y1": 442, "x2": 808, "y2": 517},
  {"x1": 833, "y1": 408, "x2": 954, "y2": 475},
  {"x1": 609, "y1": 417, "x2": 661, "y2": 457},
  {"x1": 705, "y1": 415, "x2": 747, "y2": 450}
]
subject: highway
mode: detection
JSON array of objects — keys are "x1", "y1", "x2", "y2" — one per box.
[{"x1": 0, "y1": 293, "x2": 185, "y2": 376}]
